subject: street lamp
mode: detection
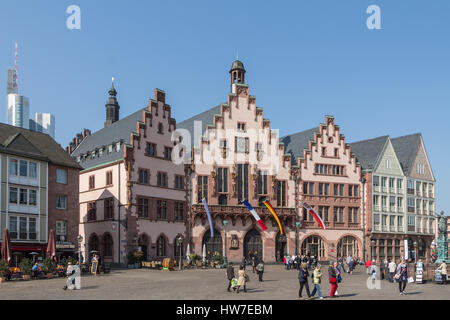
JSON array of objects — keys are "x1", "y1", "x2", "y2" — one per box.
[
  {"x1": 295, "y1": 221, "x2": 301, "y2": 256},
  {"x1": 223, "y1": 220, "x2": 228, "y2": 267},
  {"x1": 177, "y1": 236, "x2": 183, "y2": 271},
  {"x1": 361, "y1": 177, "x2": 367, "y2": 263}
]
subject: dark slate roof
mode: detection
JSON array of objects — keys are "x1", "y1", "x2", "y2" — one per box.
[
  {"x1": 72, "y1": 108, "x2": 147, "y2": 169},
  {"x1": 391, "y1": 133, "x2": 422, "y2": 175},
  {"x1": 177, "y1": 105, "x2": 222, "y2": 148},
  {"x1": 0, "y1": 123, "x2": 81, "y2": 169},
  {"x1": 348, "y1": 136, "x2": 389, "y2": 170},
  {"x1": 281, "y1": 127, "x2": 320, "y2": 165}
]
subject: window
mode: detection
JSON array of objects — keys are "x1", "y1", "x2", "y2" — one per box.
[
  {"x1": 29, "y1": 162, "x2": 37, "y2": 179},
  {"x1": 18, "y1": 160, "x2": 28, "y2": 177},
  {"x1": 56, "y1": 195, "x2": 67, "y2": 209},
  {"x1": 56, "y1": 169, "x2": 67, "y2": 184},
  {"x1": 373, "y1": 195, "x2": 379, "y2": 206},
  {"x1": 389, "y1": 178, "x2": 395, "y2": 188},
  {"x1": 218, "y1": 168, "x2": 228, "y2": 193},
  {"x1": 29, "y1": 190, "x2": 37, "y2": 206},
  {"x1": 19, "y1": 189, "x2": 27, "y2": 205},
  {"x1": 334, "y1": 148, "x2": 339, "y2": 157},
  {"x1": 237, "y1": 122, "x2": 246, "y2": 132},
  {"x1": 146, "y1": 143, "x2": 157, "y2": 157},
  {"x1": 139, "y1": 169, "x2": 149, "y2": 185},
  {"x1": 9, "y1": 159, "x2": 18, "y2": 176},
  {"x1": 175, "y1": 202, "x2": 184, "y2": 221},
  {"x1": 138, "y1": 198, "x2": 149, "y2": 218},
  {"x1": 9, "y1": 217, "x2": 17, "y2": 239},
  {"x1": 56, "y1": 221, "x2": 67, "y2": 242},
  {"x1": 319, "y1": 183, "x2": 329, "y2": 196},
  {"x1": 303, "y1": 182, "x2": 314, "y2": 195},
  {"x1": 164, "y1": 147, "x2": 172, "y2": 161},
  {"x1": 416, "y1": 163, "x2": 425, "y2": 174},
  {"x1": 318, "y1": 206, "x2": 329, "y2": 221},
  {"x1": 277, "y1": 181, "x2": 287, "y2": 207},
  {"x1": 89, "y1": 176, "x2": 95, "y2": 190},
  {"x1": 28, "y1": 218, "x2": 36, "y2": 240},
  {"x1": 175, "y1": 175, "x2": 184, "y2": 190},
  {"x1": 333, "y1": 207, "x2": 344, "y2": 222},
  {"x1": 237, "y1": 164, "x2": 249, "y2": 203},
  {"x1": 157, "y1": 200, "x2": 167, "y2": 219},
  {"x1": 258, "y1": 170, "x2": 268, "y2": 195},
  {"x1": 116, "y1": 142, "x2": 121, "y2": 152},
  {"x1": 104, "y1": 198, "x2": 114, "y2": 219},
  {"x1": 88, "y1": 202, "x2": 97, "y2": 221},
  {"x1": 235, "y1": 137, "x2": 249, "y2": 153},
  {"x1": 348, "y1": 185, "x2": 353, "y2": 197},
  {"x1": 348, "y1": 208, "x2": 358, "y2": 223},
  {"x1": 407, "y1": 179, "x2": 414, "y2": 189},
  {"x1": 19, "y1": 217, "x2": 27, "y2": 240},
  {"x1": 9, "y1": 187, "x2": 18, "y2": 204},
  {"x1": 158, "y1": 123, "x2": 163, "y2": 134},
  {"x1": 390, "y1": 216, "x2": 395, "y2": 227},
  {"x1": 373, "y1": 175, "x2": 380, "y2": 187},
  {"x1": 103, "y1": 234, "x2": 113, "y2": 257},
  {"x1": 381, "y1": 177, "x2": 387, "y2": 188},
  {"x1": 322, "y1": 147, "x2": 326, "y2": 156},
  {"x1": 397, "y1": 179, "x2": 403, "y2": 189},
  {"x1": 373, "y1": 214, "x2": 380, "y2": 226},
  {"x1": 157, "y1": 172, "x2": 167, "y2": 187},
  {"x1": 386, "y1": 159, "x2": 390, "y2": 169},
  {"x1": 397, "y1": 197, "x2": 403, "y2": 208},
  {"x1": 106, "y1": 171, "x2": 113, "y2": 186},
  {"x1": 157, "y1": 236, "x2": 166, "y2": 256},
  {"x1": 198, "y1": 176, "x2": 208, "y2": 203}
]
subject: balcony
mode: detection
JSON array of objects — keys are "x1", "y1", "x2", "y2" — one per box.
[
  {"x1": 389, "y1": 226, "x2": 396, "y2": 232},
  {"x1": 408, "y1": 207, "x2": 415, "y2": 213},
  {"x1": 398, "y1": 226, "x2": 404, "y2": 232},
  {"x1": 382, "y1": 206, "x2": 387, "y2": 212},
  {"x1": 407, "y1": 188, "x2": 414, "y2": 195},
  {"x1": 373, "y1": 186, "x2": 380, "y2": 192},
  {"x1": 382, "y1": 187, "x2": 388, "y2": 193},
  {"x1": 397, "y1": 188, "x2": 404, "y2": 194},
  {"x1": 374, "y1": 205, "x2": 380, "y2": 212},
  {"x1": 397, "y1": 207, "x2": 404, "y2": 213},
  {"x1": 417, "y1": 209, "x2": 422, "y2": 214},
  {"x1": 389, "y1": 188, "x2": 395, "y2": 194},
  {"x1": 407, "y1": 225, "x2": 416, "y2": 232},
  {"x1": 373, "y1": 225, "x2": 380, "y2": 232},
  {"x1": 382, "y1": 225, "x2": 388, "y2": 232},
  {"x1": 389, "y1": 206, "x2": 396, "y2": 213}
]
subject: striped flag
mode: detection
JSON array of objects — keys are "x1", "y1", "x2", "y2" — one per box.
[
  {"x1": 202, "y1": 198, "x2": 214, "y2": 237},
  {"x1": 242, "y1": 200, "x2": 268, "y2": 231},
  {"x1": 301, "y1": 202, "x2": 326, "y2": 230},
  {"x1": 263, "y1": 200, "x2": 283, "y2": 235}
]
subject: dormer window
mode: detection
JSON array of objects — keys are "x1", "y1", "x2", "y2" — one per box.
[
  {"x1": 99, "y1": 148, "x2": 103, "y2": 156},
  {"x1": 108, "y1": 145, "x2": 113, "y2": 153},
  {"x1": 91, "y1": 151, "x2": 96, "y2": 159},
  {"x1": 116, "y1": 142, "x2": 121, "y2": 152}
]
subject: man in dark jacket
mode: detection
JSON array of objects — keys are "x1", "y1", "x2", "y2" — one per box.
[
  {"x1": 298, "y1": 263, "x2": 311, "y2": 299},
  {"x1": 226, "y1": 263, "x2": 235, "y2": 292}
]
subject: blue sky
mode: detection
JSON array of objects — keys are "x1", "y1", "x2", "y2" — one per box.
[{"x1": 0, "y1": 0, "x2": 449, "y2": 214}]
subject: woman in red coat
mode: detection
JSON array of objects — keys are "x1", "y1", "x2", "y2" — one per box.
[{"x1": 329, "y1": 261, "x2": 339, "y2": 297}]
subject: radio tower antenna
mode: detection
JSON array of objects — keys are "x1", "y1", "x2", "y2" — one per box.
[{"x1": 14, "y1": 40, "x2": 18, "y2": 91}]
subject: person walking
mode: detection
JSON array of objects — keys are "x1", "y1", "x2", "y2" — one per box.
[
  {"x1": 437, "y1": 260, "x2": 447, "y2": 285},
  {"x1": 292, "y1": 255, "x2": 297, "y2": 270},
  {"x1": 329, "y1": 261, "x2": 339, "y2": 298},
  {"x1": 298, "y1": 263, "x2": 311, "y2": 299},
  {"x1": 369, "y1": 260, "x2": 378, "y2": 286},
  {"x1": 256, "y1": 260, "x2": 264, "y2": 282},
  {"x1": 346, "y1": 255, "x2": 352, "y2": 273},
  {"x1": 251, "y1": 256, "x2": 257, "y2": 274},
  {"x1": 226, "y1": 262, "x2": 235, "y2": 292},
  {"x1": 348, "y1": 258, "x2": 356, "y2": 275},
  {"x1": 388, "y1": 259, "x2": 397, "y2": 283},
  {"x1": 338, "y1": 257, "x2": 346, "y2": 273},
  {"x1": 365, "y1": 259, "x2": 372, "y2": 275},
  {"x1": 242, "y1": 257, "x2": 247, "y2": 271},
  {"x1": 286, "y1": 256, "x2": 291, "y2": 270},
  {"x1": 396, "y1": 259, "x2": 408, "y2": 295},
  {"x1": 284, "y1": 256, "x2": 287, "y2": 269},
  {"x1": 310, "y1": 264, "x2": 324, "y2": 299},
  {"x1": 236, "y1": 265, "x2": 247, "y2": 293}
]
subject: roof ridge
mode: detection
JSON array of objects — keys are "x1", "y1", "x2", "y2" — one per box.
[
  {"x1": 349, "y1": 135, "x2": 390, "y2": 145},
  {"x1": 391, "y1": 133, "x2": 422, "y2": 140}
]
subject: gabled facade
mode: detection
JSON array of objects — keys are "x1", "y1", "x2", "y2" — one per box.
[{"x1": 72, "y1": 85, "x2": 187, "y2": 265}]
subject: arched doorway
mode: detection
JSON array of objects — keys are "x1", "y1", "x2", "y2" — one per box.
[
  {"x1": 418, "y1": 239, "x2": 426, "y2": 258},
  {"x1": 407, "y1": 238, "x2": 415, "y2": 261},
  {"x1": 301, "y1": 236, "x2": 325, "y2": 260},
  {"x1": 244, "y1": 229, "x2": 262, "y2": 261},
  {"x1": 275, "y1": 232, "x2": 287, "y2": 262},
  {"x1": 337, "y1": 236, "x2": 359, "y2": 258},
  {"x1": 102, "y1": 233, "x2": 113, "y2": 259},
  {"x1": 88, "y1": 234, "x2": 99, "y2": 259},
  {"x1": 138, "y1": 234, "x2": 149, "y2": 261},
  {"x1": 202, "y1": 229, "x2": 222, "y2": 259}
]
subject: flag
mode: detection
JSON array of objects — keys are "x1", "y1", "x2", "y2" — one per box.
[
  {"x1": 242, "y1": 200, "x2": 268, "y2": 231},
  {"x1": 202, "y1": 198, "x2": 214, "y2": 237},
  {"x1": 301, "y1": 202, "x2": 326, "y2": 230},
  {"x1": 263, "y1": 200, "x2": 283, "y2": 235}
]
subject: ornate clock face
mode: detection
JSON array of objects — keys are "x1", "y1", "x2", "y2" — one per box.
[{"x1": 236, "y1": 137, "x2": 247, "y2": 153}]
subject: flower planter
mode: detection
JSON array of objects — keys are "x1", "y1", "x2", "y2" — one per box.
[{"x1": 23, "y1": 275, "x2": 31, "y2": 281}]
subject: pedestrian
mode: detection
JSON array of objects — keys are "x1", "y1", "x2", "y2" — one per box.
[
  {"x1": 310, "y1": 264, "x2": 324, "y2": 299},
  {"x1": 257, "y1": 260, "x2": 264, "y2": 282},
  {"x1": 388, "y1": 259, "x2": 397, "y2": 283},
  {"x1": 298, "y1": 263, "x2": 311, "y2": 299},
  {"x1": 242, "y1": 257, "x2": 247, "y2": 271},
  {"x1": 226, "y1": 262, "x2": 235, "y2": 292},
  {"x1": 296, "y1": 255, "x2": 301, "y2": 270},
  {"x1": 293, "y1": 255, "x2": 297, "y2": 270},
  {"x1": 329, "y1": 261, "x2": 339, "y2": 298},
  {"x1": 251, "y1": 256, "x2": 257, "y2": 274},
  {"x1": 396, "y1": 259, "x2": 408, "y2": 295},
  {"x1": 236, "y1": 265, "x2": 247, "y2": 293},
  {"x1": 286, "y1": 256, "x2": 291, "y2": 270},
  {"x1": 346, "y1": 255, "x2": 352, "y2": 272},
  {"x1": 284, "y1": 255, "x2": 287, "y2": 269},
  {"x1": 338, "y1": 257, "x2": 346, "y2": 273},
  {"x1": 348, "y1": 258, "x2": 355, "y2": 275},
  {"x1": 437, "y1": 260, "x2": 447, "y2": 285},
  {"x1": 369, "y1": 260, "x2": 378, "y2": 286},
  {"x1": 365, "y1": 259, "x2": 372, "y2": 275}
]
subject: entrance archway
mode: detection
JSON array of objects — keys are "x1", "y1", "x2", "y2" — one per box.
[
  {"x1": 337, "y1": 236, "x2": 359, "y2": 258},
  {"x1": 138, "y1": 234, "x2": 149, "y2": 261},
  {"x1": 275, "y1": 232, "x2": 287, "y2": 262},
  {"x1": 244, "y1": 229, "x2": 262, "y2": 261},
  {"x1": 202, "y1": 229, "x2": 222, "y2": 259},
  {"x1": 301, "y1": 235, "x2": 325, "y2": 260},
  {"x1": 88, "y1": 234, "x2": 99, "y2": 258}
]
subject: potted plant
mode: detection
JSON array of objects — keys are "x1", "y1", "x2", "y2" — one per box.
[
  {"x1": 127, "y1": 252, "x2": 136, "y2": 269},
  {"x1": 43, "y1": 258, "x2": 56, "y2": 279},
  {"x1": 0, "y1": 260, "x2": 9, "y2": 283},
  {"x1": 19, "y1": 258, "x2": 33, "y2": 281},
  {"x1": 212, "y1": 252, "x2": 224, "y2": 268}
]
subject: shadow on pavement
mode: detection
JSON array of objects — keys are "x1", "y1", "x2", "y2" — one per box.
[
  {"x1": 82, "y1": 286, "x2": 100, "y2": 290},
  {"x1": 404, "y1": 292, "x2": 421, "y2": 295}
]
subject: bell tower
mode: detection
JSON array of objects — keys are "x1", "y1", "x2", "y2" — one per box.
[
  {"x1": 104, "y1": 78, "x2": 120, "y2": 127},
  {"x1": 229, "y1": 59, "x2": 246, "y2": 92}
]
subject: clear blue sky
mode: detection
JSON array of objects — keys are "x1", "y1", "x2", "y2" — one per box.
[{"x1": 0, "y1": 0, "x2": 449, "y2": 214}]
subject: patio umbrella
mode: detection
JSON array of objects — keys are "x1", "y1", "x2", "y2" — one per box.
[
  {"x1": 202, "y1": 244, "x2": 206, "y2": 264},
  {"x1": 1, "y1": 229, "x2": 11, "y2": 264},
  {"x1": 185, "y1": 243, "x2": 190, "y2": 262},
  {"x1": 46, "y1": 229, "x2": 57, "y2": 262}
]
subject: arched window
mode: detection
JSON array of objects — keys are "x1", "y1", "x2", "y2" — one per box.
[
  {"x1": 103, "y1": 233, "x2": 113, "y2": 257},
  {"x1": 157, "y1": 236, "x2": 166, "y2": 257},
  {"x1": 88, "y1": 234, "x2": 99, "y2": 255},
  {"x1": 301, "y1": 236, "x2": 325, "y2": 259},
  {"x1": 202, "y1": 229, "x2": 222, "y2": 259},
  {"x1": 337, "y1": 236, "x2": 359, "y2": 258}
]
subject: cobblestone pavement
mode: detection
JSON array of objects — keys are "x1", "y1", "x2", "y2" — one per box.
[{"x1": 0, "y1": 265, "x2": 448, "y2": 300}]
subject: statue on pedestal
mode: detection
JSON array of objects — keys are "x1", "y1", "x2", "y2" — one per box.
[{"x1": 436, "y1": 211, "x2": 449, "y2": 264}]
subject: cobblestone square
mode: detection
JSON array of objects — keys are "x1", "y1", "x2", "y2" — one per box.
[{"x1": 0, "y1": 265, "x2": 448, "y2": 300}]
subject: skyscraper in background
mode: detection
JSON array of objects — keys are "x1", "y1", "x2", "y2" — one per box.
[
  {"x1": 7, "y1": 68, "x2": 18, "y2": 95},
  {"x1": 7, "y1": 94, "x2": 29, "y2": 129},
  {"x1": 30, "y1": 112, "x2": 55, "y2": 138}
]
